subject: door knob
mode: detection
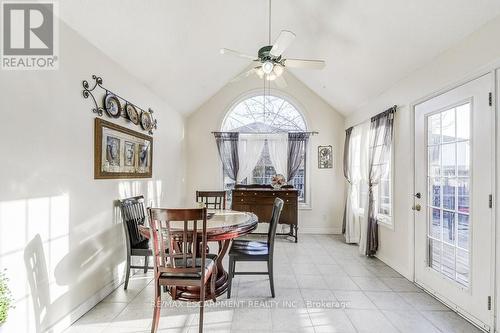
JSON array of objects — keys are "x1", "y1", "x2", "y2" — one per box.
[{"x1": 412, "y1": 204, "x2": 421, "y2": 211}]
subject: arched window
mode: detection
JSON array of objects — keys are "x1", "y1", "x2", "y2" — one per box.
[
  {"x1": 222, "y1": 95, "x2": 308, "y2": 202},
  {"x1": 222, "y1": 95, "x2": 307, "y2": 133}
]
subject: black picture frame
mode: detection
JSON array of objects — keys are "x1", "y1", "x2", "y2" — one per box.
[{"x1": 318, "y1": 145, "x2": 333, "y2": 169}]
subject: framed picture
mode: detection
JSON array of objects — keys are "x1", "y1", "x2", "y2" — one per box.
[
  {"x1": 318, "y1": 145, "x2": 333, "y2": 169},
  {"x1": 94, "y1": 118, "x2": 153, "y2": 179}
]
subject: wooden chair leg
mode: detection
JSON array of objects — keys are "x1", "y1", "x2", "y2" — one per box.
[
  {"x1": 199, "y1": 281, "x2": 205, "y2": 333},
  {"x1": 268, "y1": 259, "x2": 275, "y2": 298},
  {"x1": 227, "y1": 257, "x2": 234, "y2": 299},
  {"x1": 211, "y1": 266, "x2": 217, "y2": 303},
  {"x1": 171, "y1": 286, "x2": 176, "y2": 299},
  {"x1": 151, "y1": 280, "x2": 161, "y2": 333},
  {"x1": 124, "y1": 253, "x2": 131, "y2": 290},
  {"x1": 144, "y1": 255, "x2": 149, "y2": 273}
]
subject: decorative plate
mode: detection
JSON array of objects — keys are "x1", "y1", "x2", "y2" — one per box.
[
  {"x1": 140, "y1": 110, "x2": 153, "y2": 131},
  {"x1": 125, "y1": 103, "x2": 139, "y2": 125},
  {"x1": 103, "y1": 94, "x2": 122, "y2": 118}
]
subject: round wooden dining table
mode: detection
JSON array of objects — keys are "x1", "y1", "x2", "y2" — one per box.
[{"x1": 139, "y1": 209, "x2": 258, "y2": 301}]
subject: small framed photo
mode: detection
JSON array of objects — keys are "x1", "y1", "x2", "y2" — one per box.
[
  {"x1": 318, "y1": 145, "x2": 333, "y2": 169},
  {"x1": 94, "y1": 118, "x2": 153, "y2": 179}
]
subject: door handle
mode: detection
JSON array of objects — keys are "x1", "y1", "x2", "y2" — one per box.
[
  {"x1": 415, "y1": 192, "x2": 421, "y2": 199},
  {"x1": 412, "y1": 204, "x2": 421, "y2": 211}
]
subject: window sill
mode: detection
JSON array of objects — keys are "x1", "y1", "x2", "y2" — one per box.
[
  {"x1": 299, "y1": 202, "x2": 312, "y2": 210},
  {"x1": 377, "y1": 215, "x2": 394, "y2": 230}
]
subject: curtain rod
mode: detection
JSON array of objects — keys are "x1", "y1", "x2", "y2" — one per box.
[
  {"x1": 346, "y1": 104, "x2": 397, "y2": 130},
  {"x1": 212, "y1": 131, "x2": 319, "y2": 135}
]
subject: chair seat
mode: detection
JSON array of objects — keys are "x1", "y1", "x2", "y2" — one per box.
[
  {"x1": 160, "y1": 254, "x2": 216, "y2": 279},
  {"x1": 229, "y1": 239, "x2": 269, "y2": 257}
]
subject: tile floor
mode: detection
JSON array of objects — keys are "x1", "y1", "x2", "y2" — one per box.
[{"x1": 65, "y1": 235, "x2": 482, "y2": 333}]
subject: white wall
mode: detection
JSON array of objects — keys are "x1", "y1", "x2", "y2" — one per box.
[
  {"x1": 0, "y1": 20, "x2": 186, "y2": 332},
  {"x1": 186, "y1": 72, "x2": 345, "y2": 234},
  {"x1": 345, "y1": 16, "x2": 500, "y2": 279}
]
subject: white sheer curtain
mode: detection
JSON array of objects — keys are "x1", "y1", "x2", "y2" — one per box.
[
  {"x1": 266, "y1": 133, "x2": 288, "y2": 179},
  {"x1": 345, "y1": 122, "x2": 370, "y2": 249},
  {"x1": 356, "y1": 121, "x2": 371, "y2": 255},
  {"x1": 237, "y1": 134, "x2": 266, "y2": 183}
]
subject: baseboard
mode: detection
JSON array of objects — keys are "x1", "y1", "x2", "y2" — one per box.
[
  {"x1": 299, "y1": 226, "x2": 342, "y2": 234},
  {"x1": 374, "y1": 252, "x2": 412, "y2": 280},
  {"x1": 44, "y1": 277, "x2": 122, "y2": 333}
]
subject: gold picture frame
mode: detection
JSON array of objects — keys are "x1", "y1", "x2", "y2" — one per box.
[{"x1": 94, "y1": 118, "x2": 153, "y2": 179}]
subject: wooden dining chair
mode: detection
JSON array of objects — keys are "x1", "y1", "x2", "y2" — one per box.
[
  {"x1": 148, "y1": 207, "x2": 218, "y2": 333},
  {"x1": 196, "y1": 190, "x2": 226, "y2": 210},
  {"x1": 119, "y1": 196, "x2": 154, "y2": 290},
  {"x1": 227, "y1": 198, "x2": 284, "y2": 298}
]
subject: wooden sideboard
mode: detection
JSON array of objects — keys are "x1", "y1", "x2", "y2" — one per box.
[{"x1": 231, "y1": 185, "x2": 299, "y2": 242}]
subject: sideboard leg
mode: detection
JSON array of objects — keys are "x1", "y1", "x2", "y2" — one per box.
[{"x1": 294, "y1": 225, "x2": 298, "y2": 243}]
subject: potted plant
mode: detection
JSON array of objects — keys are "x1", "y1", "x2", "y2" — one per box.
[{"x1": 0, "y1": 270, "x2": 13, "y2": 331}]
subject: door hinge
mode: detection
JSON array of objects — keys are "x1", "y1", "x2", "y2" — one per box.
[
  {"x1": 489, "y1": 92, "x2": 493, "y2": 106},
  {"x1": 488, "y1": 296, "x2": 492, "y2": 310},
  {"x1": 489, "y1": 194, "x2": 493, "y2": 208}
]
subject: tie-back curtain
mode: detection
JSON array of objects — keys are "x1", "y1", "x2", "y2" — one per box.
[
  {"x1": 342, "y1": 127, "x2": 353, "y2": 235},
  {"x1": 366, "y1": 107, "x2": 396, "y2": 256},
  {"x1": 214, "y1": 132, "x2": 239, "y2": 182},
  {"x1": 237, "y1": 134, "x2": 266, "y2": 183},
  {"x1": 287, "y1": 132, "x2": 309, "y2": 182},
  {"x1": 345, "y1": 122, "x2": 370, "y2": 247}
]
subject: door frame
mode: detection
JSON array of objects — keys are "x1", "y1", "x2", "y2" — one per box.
[{"x1": 409, "y1": 68, "x2": 497, "y2": 331}]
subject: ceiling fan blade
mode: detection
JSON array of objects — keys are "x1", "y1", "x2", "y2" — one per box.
[
  {"x1": 284, "y1": 58, "x2": 326, "y2": 69},
  {"x1": 230, "y1": 68, "x2": 257, "y2": 83},
  {"x1": 220, "y1": 48, "x2": 255, "y2": 60},
  {"x1": 274, "y1": 75, "x2": 287, "y2": 88},
  {"x1": 270, "y1": 30, "x2": 296, "y2": 57}
]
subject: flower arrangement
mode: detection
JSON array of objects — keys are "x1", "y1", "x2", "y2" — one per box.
[
  {"x1": 0, "y1": 270, "x2": 13, "y2": 326},
  {"x1": 271, "y1": 174, "x2": 286, "y2": 189}
]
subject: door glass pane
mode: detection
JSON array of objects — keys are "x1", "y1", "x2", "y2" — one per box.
[
  {"x1": 443, "y1": 210, "x2": 455, "y2": 244},
  {"x1": 429, "y1": 208, "x2": 441, "y2": 239},
  {"x1": 456, "y1": 104, "x2": 470, "y2": 140},
  {"x1": 457, "y1": 178, "x2": 470, "y2": 213},
  {"x1": 428, "y1": 146, "x2": 441, "y2": 177},
  {"x1": 429, "y1": 178, "x2": 441, "y2": 207},
  {"x1": 426, "y1": 103, "x2": 471, "y2": 288},
  {"x1": 456, "y1": 249, "x2": 469, "y2": 286},
  {"x1": 442, "y1": 178, "x2": 456, "y2": 210},
  {"x1": 442, "y1": 143, "x2": 456, "y2": 177},
  {"x1": 428, "y1": 113, "x2": 441, "y2": 145},
  {"x1": 442, "y1": 243, "x2": 456, "y2": 279},
  {"x1": 429, "y1": 239, "x2": 441, "y2": 271},
  {"x1": 441, "y1": 109, "x2": 455, "y2": 142},
  {"x1": 457, "y1": 142, "x2": 470, "y2": 177},
  {"x1": 457, "y1": 214, "x2": 469, "y2": 249}
]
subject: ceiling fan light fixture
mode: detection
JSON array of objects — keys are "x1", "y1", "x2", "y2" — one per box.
[
  {"x1": 262, "y1": 61, "x2": 274, "y2": 74},
  {"x1": 256, "y1": 67, "x2": 265, "y2": 79},
  {"x1": 273, "y1": 64, "x2": 284, "y2": 77}
]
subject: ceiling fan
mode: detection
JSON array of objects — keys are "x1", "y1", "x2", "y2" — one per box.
[{"x1": 220, "y1": 0, "x2": 326, "y2": 88}]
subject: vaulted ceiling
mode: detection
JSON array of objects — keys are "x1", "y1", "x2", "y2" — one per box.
[{"x1": 60, "y1": 0, "x2": 500, "y2": 115}]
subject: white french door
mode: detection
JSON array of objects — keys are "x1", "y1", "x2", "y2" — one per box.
[{"x1": 414, "y1": 74, "x2": 494, "y2": 331}]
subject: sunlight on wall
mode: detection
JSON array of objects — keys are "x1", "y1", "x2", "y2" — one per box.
[
  {"x1": 0, "y1": 193, "x2": 69, "y2": 333},
  {"x1": 119, "y1": 180, "x2": 163, "y2": 208}
]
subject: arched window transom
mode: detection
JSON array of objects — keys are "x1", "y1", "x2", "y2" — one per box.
[{"x1": 222, "y1": 95, "x2": 306, "y2": 133}]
